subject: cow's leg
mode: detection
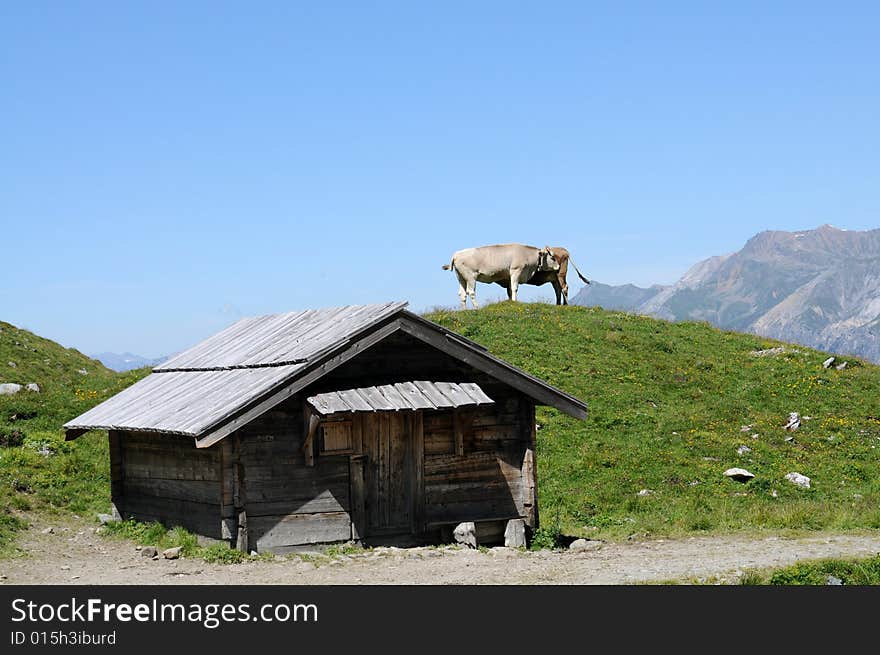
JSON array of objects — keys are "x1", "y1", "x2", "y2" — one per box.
[
  {"x1": 455, "y1": 272, "x2": 468, "y2": 309},
  {"x1": 467, "y1": 279, "x2": 478, "y2": 309},
  {"x1": 509, "y1": 268, "x2": 527, "y2": 302},
  {"x1": 509, "y1": 276, "x2": 520, "y2": 302},
  {"x1": 561, "y1": 281, "x2": 569, "y2": 305},
  {"x1": 552, "y1": 280, "x2": 563, "y2": 305}
]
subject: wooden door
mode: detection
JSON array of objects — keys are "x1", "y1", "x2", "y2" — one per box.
[{"x1": 361, "y1": 412, "x2": 422, "y2": 536}]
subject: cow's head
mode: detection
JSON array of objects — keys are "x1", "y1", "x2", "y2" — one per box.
[{"x1": 538, "y1": 246, "x2": 561, "y2": 272}]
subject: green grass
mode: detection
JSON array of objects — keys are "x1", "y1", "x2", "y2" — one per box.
[
  {"x1": 2, "y1": 303, "x2": 880, "y2": 559},
  {"x1": 0, "y1": 319, "x2": 149, "y2": 555},
  {"x1": 426, "y1": 302, "x2": 880, "y2": 542},
  {"x1": 100, "y1": 519, "x2": 276, "y2": 564},
  {"x1": 740, "y1": 554, "x2": 880, "y2": 585}
]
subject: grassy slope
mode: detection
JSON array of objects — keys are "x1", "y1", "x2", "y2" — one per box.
[
  {"x1": 2, "y1": 303, "x2": 878, "y2": 558},
  {"x1": 426, "y1": 303, "x2": 880, "y2": 541},
  {"x1": 0, "y1": 320, "x2": 148, "y2": 555}
]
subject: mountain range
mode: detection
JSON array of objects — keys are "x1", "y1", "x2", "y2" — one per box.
[
  {"x1": 91, "y1": 352, "x2": 166, "y2": 372},
  {"x1": 571, "y1": 224, "x2": 880, "y2": 363}
]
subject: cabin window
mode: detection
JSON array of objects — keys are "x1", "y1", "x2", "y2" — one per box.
[{"x1": 321, "y1": 420, "x2": 352, "y2": 454}]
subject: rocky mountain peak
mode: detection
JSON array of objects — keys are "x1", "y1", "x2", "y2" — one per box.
[{"x1": 572, "y1": 225, "x2": 880, "y2": 363}]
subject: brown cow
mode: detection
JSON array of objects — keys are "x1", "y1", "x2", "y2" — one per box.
[
  {"x1": 494, "y1": 246, "x2": 589, "y2": 305},
  {"x1": 442, "y1": 244, "x2": 560, "y2": 309}
]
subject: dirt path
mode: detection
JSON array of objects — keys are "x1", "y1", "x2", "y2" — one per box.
[{"x1": 3, "y1": 517, "x2": 880, "y2": 585}]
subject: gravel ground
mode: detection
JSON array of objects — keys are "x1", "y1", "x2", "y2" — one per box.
[{"x1": 3, "y1": 516, "x2": 880, "y2": 585}]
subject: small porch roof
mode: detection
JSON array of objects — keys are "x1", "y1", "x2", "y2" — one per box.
[{"x1": 307, "y1": 381, "x2": 493, "y2": 415}]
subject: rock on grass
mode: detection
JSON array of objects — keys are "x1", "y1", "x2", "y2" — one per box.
[{"x1": 723, "y1": 468, "x2": 755, "y2": 482}]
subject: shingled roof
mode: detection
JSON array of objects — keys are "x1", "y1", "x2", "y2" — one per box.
[{"x1": 64, "y1": 301, "x2": 587, "y2": 447}]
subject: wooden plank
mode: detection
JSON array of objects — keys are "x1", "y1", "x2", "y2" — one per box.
[
  {"x1": 458, "y1": 382, "x2": 494, "y2": 405},
  {"x1": 351, "y1": 412, "x2": 364, "y2": 454},
  {"x1": 393, "y1": 381, "x2": 437, "y2": 410},
  {"x1": 412, "y1": 412, "x2": 425, "y2": 533},
  {"x1": 424, "y1": 429, "x2": 454, "y2": 456},
  {"x1": 119, "y1": 438, "x2": 220, "y2": 460},
  {"x1": 245, "y1": 469, "x2": 349, "y2": 500},
  {"x1": 243, "y1": 467, "x2": 349, "y2": 495},
  {"x1": 123, "y1": 478, "x2": 221, "y2": 505},
  {"x1": 236, "y1": 424, "x2": 301, "y2": 444},
  {"x1": 307, "y1": 390, "x2": 351, "y2": 415},
  {"x1": 453, "y1": 410, "x2": 465, "y2": 456},
  {"x1": 422, "y1": 412, "x2": 453, "y2": 430},
  {"x1": 123, "y1": 429, "x2": 221, "y2": 456},
  {"x1": 471, "y1": 411, "x2": 520, "y2": 428},
  {"x1": 380, "y1": 413, "x2": 390, "y2": 527},
  {"x1": 523, "y1": 398, "x2": 537, "y2": 448},
  {"x1": 322, "y1": 421, "x2": 352, "y2": 453},
  {"x1": 220, "y1": 436, "x2": 235, "y2": 540},
  {"x1": 123, "y1": 458, "x2": 220, "y2": 482},
  {"x1": 363, "y1": 413, "x2": 379, "y2": 532},
  {"x1": 435, "y1": 382, "x2": 476, "y2": 407},
  {"x1": 108, "y1": 430, "x2": 124, "y2": 519},
  {"x1": 350, "y1": 455, "x2": 366, "y2": 541},
  {"x1": 523, "y1": 437, "x2": 538, "y2": 528},
  {"x1": 238, "y1": 435, "x2": 303, "y2": 459},
  {"x1": 220, "y1": 439, "x2": 234, "y2": 507},
  {"x1": 233, "y1": 433, "x2": 248, "y2": 552},
  {"x1": 246, "y1": 487, "x2": 350, "y2": 518},
  {"x1": 241, "y1": 453, "x2": 349, "y2": 483},
  {"x1": 425, "y1": 479, "x2": 524, "y2": 505},
  {"x1": 122, "y1": 495, "x2": 219, "y2": 517},
  {"x1": 413, "y1": 381, "x2": 454, "y2": 408},
  {"x1": 425, "y1": 451, "x2": 524, "y2": 483},
  {"x1": 336, "y1": 388, "x2": 374, "y2": 412},
  {"x1": 522, "y1": 399, "x2": 538, "y2": 529},
  {"x1": 357, "y1": 386, "x2": 397, "y2": 411},
  {"x1": 303, "y1": 407, "x2": 320, "y2": 467},
  {"x1": 389, "y1": 412, "x2": 410, "y2": 529},
  {"x1": 251, "y1": 512, "x2": 351, "y2": 549},
  {"x1": 377, "y1": 384, "x2": 409, "y2": 410},
  {"x1": 471, "y1": 425, "x2": 520, "y2": 443}
]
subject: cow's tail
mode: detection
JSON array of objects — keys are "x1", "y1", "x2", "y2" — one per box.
[
  {"x1": 441, "y1": 258, "x2": 454, "y2": 271},
  {"x1": 569, "y1": 258, "x2": 590, "y2": 285}
]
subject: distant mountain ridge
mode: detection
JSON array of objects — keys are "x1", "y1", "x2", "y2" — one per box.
[
  {"x1": 92, "y1": 352, "x2": 166, "y2": 372},
  {"x1": 572, "y1": 224, "x2": 880, "y2": 363}
]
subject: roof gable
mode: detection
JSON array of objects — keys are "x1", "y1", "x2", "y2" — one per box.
[{"x1": 65, "y1": 302, "x2": 587, "y2": 446}]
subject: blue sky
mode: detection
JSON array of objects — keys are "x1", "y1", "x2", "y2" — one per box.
[{"x1": 2, "y1": 2, "x2": 878, "y2": 357}]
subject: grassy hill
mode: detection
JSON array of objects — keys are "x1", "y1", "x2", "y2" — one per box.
[
  {"x1": 0, "y1": 320, "x2": 148, "y2": 554},
  {"x1": 426, "y1": 303, "x2": 880, "y2": 541},
  {"x1": 1, "y1": 304, "x2": 879, "y2": 556}
]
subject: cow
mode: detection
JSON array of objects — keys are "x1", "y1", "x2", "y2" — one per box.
[
  {"x1": 494, "y1": 246, "x2": 590, "y2": 305},
  {"x1": 442, "y1": 244, "x2": 560, "y2": 309}
]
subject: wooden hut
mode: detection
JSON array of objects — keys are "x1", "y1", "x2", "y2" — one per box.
[{"x1": 64, "y1": 302, "x2": 587, "y2": 552}]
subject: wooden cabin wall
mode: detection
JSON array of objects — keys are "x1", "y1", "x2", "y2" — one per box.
[
  {"x1": 423, "y1": 387, "x2": 532, "y2": 526},
  {"x1": 116, "y1": 430, "x2": 222, "y2": 538},
  {"x1": 231, "y1": 398, "x2": 351, "y2": 553}
]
